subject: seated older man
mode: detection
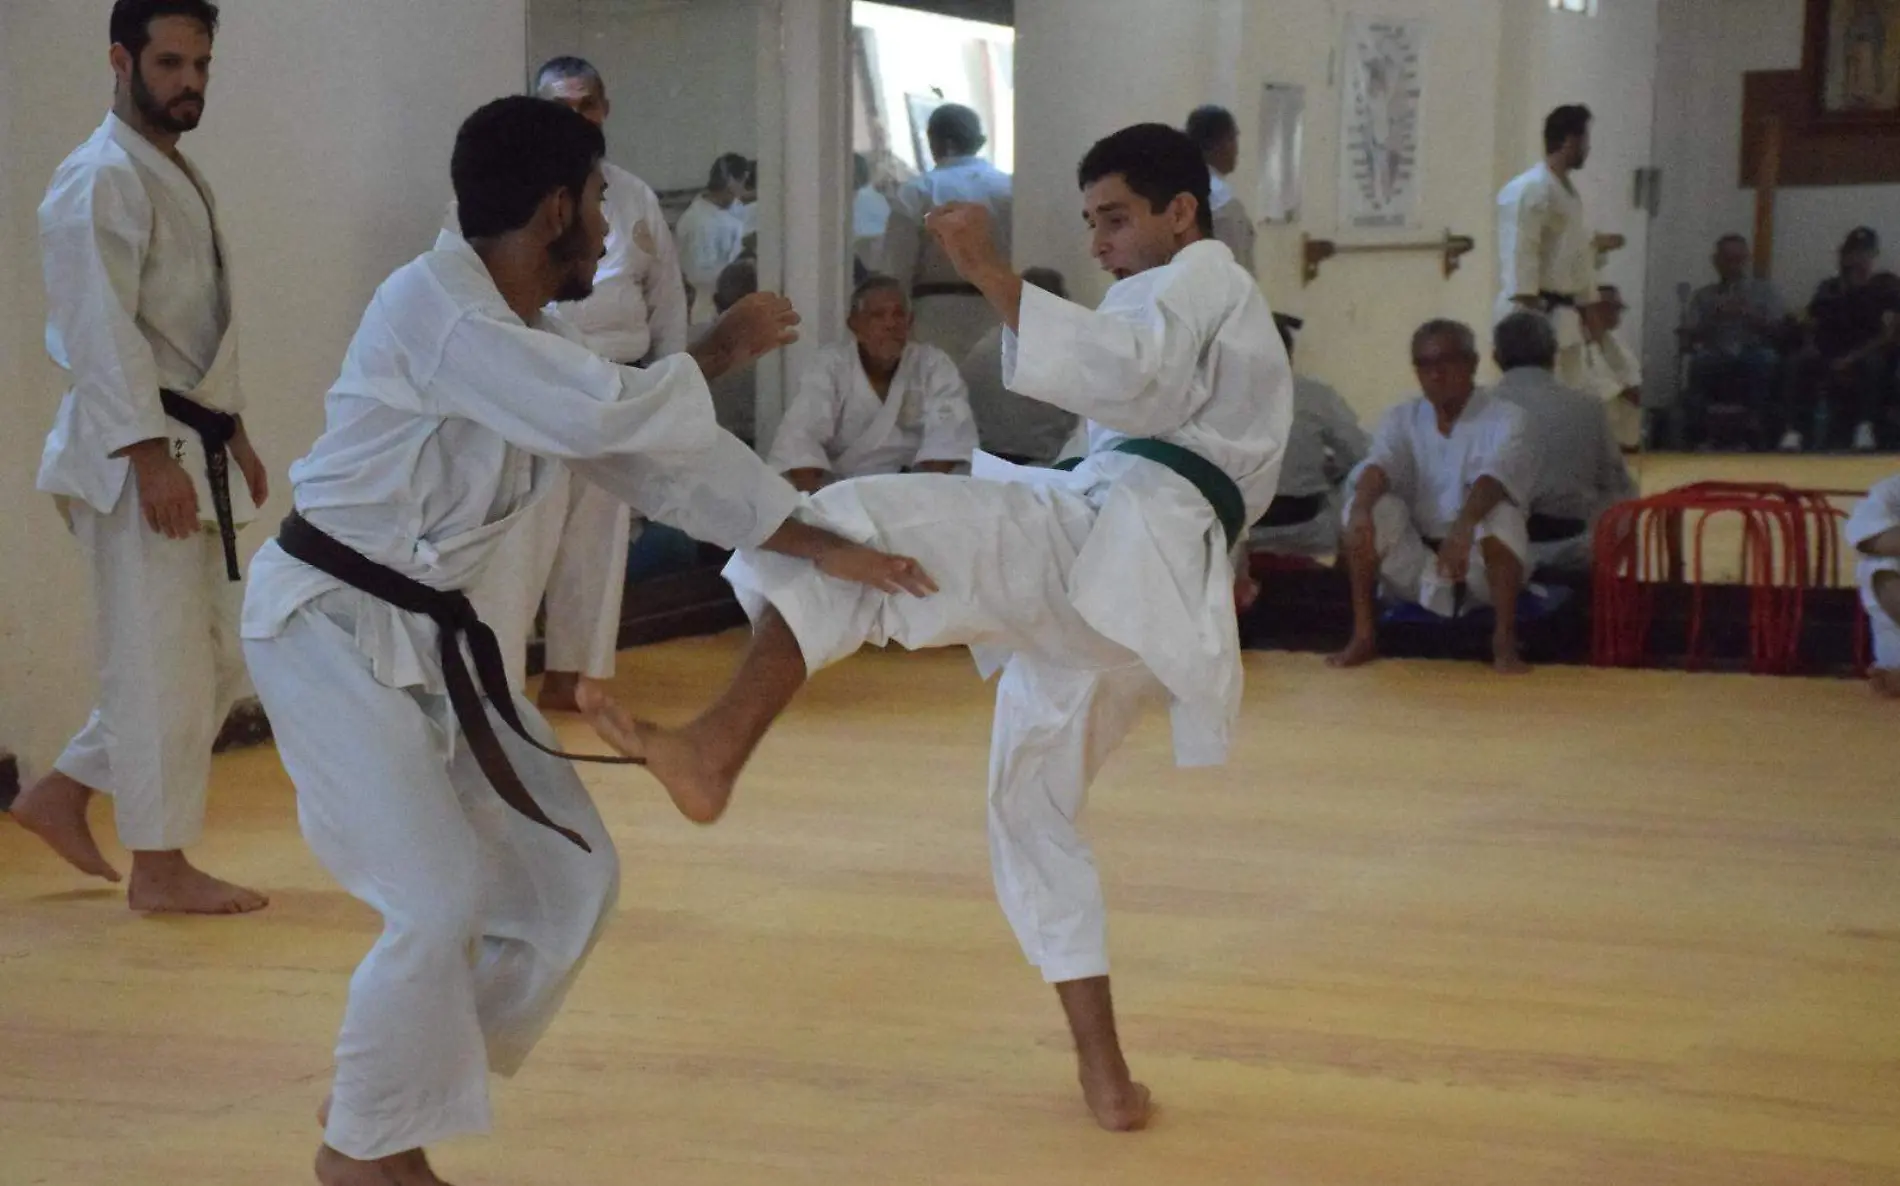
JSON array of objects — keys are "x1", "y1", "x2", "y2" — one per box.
[
  {"x1": 1249, "y1": 312, "x2": 1370, "y2": 558},
  {"x1": 766, "y1": 274, "x2": 978, "y2": 492},
  {"x1": 1491, "y1": 311, "x2": 1637, "y2": 573},
  {"x1": 1330, "y1": 319, "x2": 1536, "y2": 674},
  {"x1": 960, "y1": 267, "x2": 1080, "y2": 465},
  {"x1": 1848, "y1": 472, "x2": 1900, "y2": 699},
  {"x1": 1681, "y1": 233, "x2": 1786, "y2": 449}
]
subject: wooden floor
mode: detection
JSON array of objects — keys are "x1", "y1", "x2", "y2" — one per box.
[{"x1": 4, "y1": 638, "x2": 1899, "y2": 1184}]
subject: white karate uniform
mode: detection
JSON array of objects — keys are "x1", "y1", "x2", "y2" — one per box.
[
  {"x1": 475, "y1": 163, "x2": 690, "y2": 689},
  {"x1": 882, "y1": 155, "x2": 1014, "y2": 363},
  {"x1": 765, "y1": 340, "x2": 978, "y2": 479},
  {"x1": 1847, "y1": 473, "x2": 1900, "y2": 671},
  {"x1": 961, "y1": 323, "x2": 1078, "y2": 464},
  {"x1": 1251, "y1": 376, "x2": 1367, "y2": 557},
  {"x1": 1583, "y1": 328, "x2": 1644, "y2": 451},
  {"x1": 1496, "y1": 162, "x2": 1599, "y2": 388},
  {"x1": 37, "y1": 113, "x2": 252, "y2": 852},
  {"x1": 727, "y1": 239, "x2": 1292, "y2": 983},
  {"x1": 673, "y1": 194, "x2": 745, "y2": 322},
  {"x1": 241, "y1": 230, "x2": 797, "y2": 1161},
  {"x1": 1346, "y1": 390, "x2": 1535, "y2": 615},
  {"x1": 1209, "y1": 170, "x2": 1257, "y2": 275}
]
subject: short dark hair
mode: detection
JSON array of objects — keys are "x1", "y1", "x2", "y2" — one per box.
[
  {"x1": 1543, "y1": 104, "x2": 1592, "y2": 154},
  {"x1": 1077, "y1": 123, "x2": 1214, "y2": 238},
  {"x1": 708, "y1": 152, "x2": 750, "y2": 192},
  {"x1": 534, "y1": 55, "x2": 603, "y2": 96},
  {"x1": 1411, "y1": 318, "x2": 1477, "y2": 361},
  {"x1": 854, "y1": 152, "x2": 871, "y2": 189},
  {"x1": 713, "y1": 257, "x2": 758, "y2": 315},
  {"x1": 111, "y1": 0, "x2": 219, "y2": 58},
  {"x1": 1716, "y1": 232, "x2": 1748, "y2": 251},
  {"x1": 1184, "y1": 105, "x2": 1239, "y2": 154},
  {"x1": 849, "y1": 274, "x2": 908, "y2": 316},
  {"x1": 1493, "y1": 311, "x2": 1558, "y2": 371},
  {"x1": 452, "y1": 96, "x2": 605, "y2": 240},
  {"x1": 1021, "y1": 267, "x2": 1068, "y2": 300},
  {"x1": 927, "y1": 104, "x2": 987, "y2": 156}
]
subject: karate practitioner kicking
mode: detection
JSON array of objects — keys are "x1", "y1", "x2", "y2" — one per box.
[
  {"x1": 14, "y1": 0, "x2": 270, "y2": 915},
  {"x1": 240, "y1": 97, "x2": 928, "y2": 1185},
  {"x1": 581, "y1": 123, "x2": 1293, "y2": 1132}
]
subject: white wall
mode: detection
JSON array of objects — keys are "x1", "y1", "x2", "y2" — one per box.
[
  {"x1": 529, "y1": 0, "x2": 759, "y2": 194},
  {"x1": 0, "y1": 0, "x2": 527, "y2": 777},
  {"x1": 1643, "y1": 0, "x2": 1900, "y2": 408}
]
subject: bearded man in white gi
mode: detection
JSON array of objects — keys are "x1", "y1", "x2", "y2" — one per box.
[
  {"x1": 1328, "y1": 320, "x2": 1536, "y2": 675},
  {"x1": 240, "y1": 97, "x2": 929, "y2": 1185},
  {"x1": 1848, "y1": 472, "x2": 1900, "y2": 699},
  {"x1": 582, "y1": 122, "x2": 1293, "y2": 1134},
  {"x1": 1496, "y1": 104, "x2": 1609, "y2": 389},
  {"x1": 471, "y1": 55, "x2": 693, "y2": 711},
  {"x1": 14, "y1": 0, "x2": 270, "y2": 915},
  {"x1": 766, "y1": 275, "x2": 977, "y2": 491}
]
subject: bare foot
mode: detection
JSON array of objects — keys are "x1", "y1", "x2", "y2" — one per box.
[
  {"x1": 1079, "y1": 1070, "x2": 1154, "y2": 1132},
  {"x1": 1493, "y1": 639, "x2": 1531, "y2": 675},
  {"x1": 127, "y1": 851, "x2": 268, "y2": 914},
  {"x1": 577, "y1": 687, "x2": 732, "y2": 825},
  {"x1": 536, "y1": 670, "x2": 582, "y2": 714},
  {"x1": 1873, "y1": 668, "x2": 1900, "y2": 699},
  {"x1": 10, "y1": 771, "x2": 121, "y2": 882},
  {"x1": 315, "y1": 1144, "x2": 451, "y2": 1186},
  {"x1": 1326, "y1": 635, "x2": 1380, "y2": 669}
]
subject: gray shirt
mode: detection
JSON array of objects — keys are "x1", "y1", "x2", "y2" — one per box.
[
  {"x1": 1686, "y1": 278, "x2": 1785, "y2": 357},
  {"x1": 961, "y1": 322, "x2": 1078, "y2": 463},
  {"x1": 1277, "y1": 376, "x2": 1370, "y2": 497},
  {"x1": 1491, "y1": 366, "x2": 1637, "y2": 524}
]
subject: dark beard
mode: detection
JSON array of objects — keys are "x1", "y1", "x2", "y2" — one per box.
[
  {"x1": 130, "y1": 62, "x2": 203, "y2": 133},
  {"x1": 548, "y1": 209, "x2": 597, "y2": 304}
]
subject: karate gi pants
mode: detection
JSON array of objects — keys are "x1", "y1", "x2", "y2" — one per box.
[
  {"x1": 1354, "y1": 493, "x2": 1529, "y2": 616},
  {"x1": 1861, "y1": 556, "x2": 1900, "y2": 671},
  {"x1": 477, "y1": 467, "x2": 635, "y2": 692},
  {"x1": 53, "y1": 483, "x2": 247, "y2": 851},
  {"x1": 725, "y1": 474, "x2": 1166, "y2": 984},
  {"x1": 245, "y1": 597, "x2": 619, "y2": 1160}
]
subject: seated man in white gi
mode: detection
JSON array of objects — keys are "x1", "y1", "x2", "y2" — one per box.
[
  {"x1": 961, "y1": 266, "x2": 1081, "y2": 465},
  {"x1": 1250, "y1": 312, "x2": 1368, "y2": 558},
  {"x1": 240, "y1": 97, "x2": 927, "y2": 1185},
  {"x1": 1847, "y1": 472, "x2": 1900, "y2": 698},
  {"x1": 1329, "y1": 319, "x2": 1536, "y2": 674},
  {"x1": 580, "y1": 122, "x2": 1293, "y2": 1133},
  {"x1": 766, "y1": 274, "x2": 978, "y2": 492},
  {"x1": 1490, "y1": 311, "x2": 1637, "y2": 573}
]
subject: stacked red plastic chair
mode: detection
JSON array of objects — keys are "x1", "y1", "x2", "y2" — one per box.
[{"x1": 1591, "y1": 482, "x2": 1866, "y2": 674}]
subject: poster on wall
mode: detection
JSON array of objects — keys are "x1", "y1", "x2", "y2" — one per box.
[{"x1": 1338, "y1": 13, "x2": 1427, "y2": 230}]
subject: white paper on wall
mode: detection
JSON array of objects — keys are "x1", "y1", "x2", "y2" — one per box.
[
  {"x1": 1338, "y1": 13, "x2": 1427, "y2": 231},
  {"x1": 1257, "y1": 83, "x2": 1305, "y2": 223}
]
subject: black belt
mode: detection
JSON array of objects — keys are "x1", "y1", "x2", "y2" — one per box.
[
  {"x1": 160, "y1": 389, "x2": 241, "y2": 581},
  {"x1": 275, "y1": 511, "x2": 646, "y2": 851},
  {"x1": 1052, "y1": 439, "x2": 1247, "y2": 547},
  {"x1": 1257, "y1": 492, "x2": 1324, "y2": 529},
  {"x1": 1538, "y1": 291, "x2": 1580, "y2": 310},
  {"x1": 1527, "y1": 513, "x2": 1587, "y2": 543},
  {"x1": 912, "y1": 281, "x2": 983, "y2": 299}
]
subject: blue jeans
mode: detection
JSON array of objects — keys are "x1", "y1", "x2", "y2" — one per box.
[{"x1": 1684, "y1": 347, "x2": 1778, "y2": 447}]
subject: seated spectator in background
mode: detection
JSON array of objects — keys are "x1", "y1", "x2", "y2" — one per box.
[
  {"x1": 1491, "y1": 312, "x2": 1637, "y2": 573},
  {"x1": 1330, "y1": 320, "x2": 1535, "y2": 674},
  {"x1": 1581, "y1": 283, "x2": 1644, "y2": 451},
  {"x1": 960, "y1": 267, "x2": 1080, "y2": 465},
  {"x1": 676, "y1": 152, "x2": 751, "y2": 321},
  {"x1": 1249, "y1": 312, "x2": 1368, "y2": 558},
  {"x1": 766, "y1": 274, "x2": 976, "y2": 492},
  {"x1": 1185, "y1": 104, "x2": 1256, "y2": 273},
  {"x1": 692, "y1": 257, "x2": 760, "y2": 444},
  {"x1": 1783, "y1": 226, "x2": 1900, "y2": 452},
  {"x1": 1848, "y1": 471, "x2": 1900, "y2": 699},
  {"x1": 1680, "y1": 233, "x2": 1787, "y2": 449}
]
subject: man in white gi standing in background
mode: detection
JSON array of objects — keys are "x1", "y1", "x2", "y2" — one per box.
[
  {"x1": 241, "y1": 97, "x2": 927, "y2": 1185},
  {"x1": 474, "y1": 55, "x2": 691, "y2": 711},
  {"x1": 13, "y1": 0, "x2": 269, "y2": 916},
  {"x1": 1496, "y1": 104, "x2": 1606, "y2": 389},
  {"x1": 582, "y1": 123, "x2": 1293, "y2": 1135}
]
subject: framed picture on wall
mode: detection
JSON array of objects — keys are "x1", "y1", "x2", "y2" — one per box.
[{"x1": 1809, "y1": 0, "x2": 1900, "y2": 119}]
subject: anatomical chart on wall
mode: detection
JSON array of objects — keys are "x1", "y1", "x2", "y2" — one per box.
[{"x1": 1338, "y1": 13, "x2": 1426, "y2": 230}]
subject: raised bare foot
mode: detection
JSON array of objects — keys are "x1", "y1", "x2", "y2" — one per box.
[
  {"x1": 10, "y1": 771, "x2": 121, "y2": 882},
  {"x1": 1079, "y1": 1070, "x2": 1154, "y2": 1132},
  {"x1": 576, "y1": 685, "x2": 731, "y2": 824},
  {"x1": 1873, "y1": 668, "x2": 1900, "y2": 699},
  {"x1": 536, "y1": 670, "x2": 582, "y2": 713},
  {"x1": 1326, "y1": 635, "x2": 1380, "y2": 669},
  {"x1": 127, "y1": 851, "x2": 268, "y2": 914},
  {"x1": 1492, "y1": 641, "x2": 1532, "y2": 676}
]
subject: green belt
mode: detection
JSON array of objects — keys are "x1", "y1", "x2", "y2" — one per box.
[{"x1": 1051, "y1": 438, "x2": 1246, "y2": 548}]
